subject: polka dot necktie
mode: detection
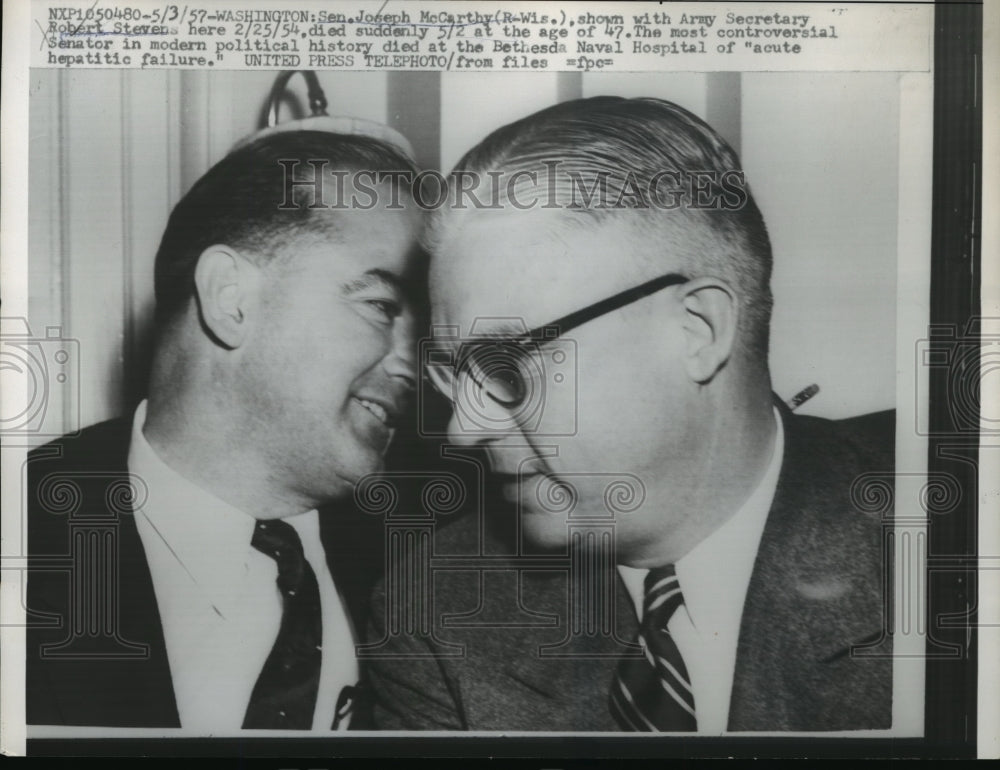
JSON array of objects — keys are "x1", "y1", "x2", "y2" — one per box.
[
  {"x1": 609, "y1": 565, "x2": 697, "y2": 731},
  {"x1": 242, "y1": 518, "x2": 322, "y2": 729}
]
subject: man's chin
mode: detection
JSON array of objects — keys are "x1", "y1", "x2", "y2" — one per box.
[
  {"x1": 515, "y1": 505, "x2": 576, "y2": 550},
  {"x1": 349, "y1": 454, "x2": 387, "y2": 484},
  {"x1": 319, "y1": 447, "x2": 387, "y2": 493},
  {"x1": 514, "y1": 486, "x2": 635, "y2": 552}
]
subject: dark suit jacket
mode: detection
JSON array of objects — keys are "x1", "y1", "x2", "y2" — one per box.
[
  {"x1": 367, "y1": 406, "x2": 895, "y2": 731},
  {"x1": 26, "y1": 418, "x2": 385, "y2": 728}
]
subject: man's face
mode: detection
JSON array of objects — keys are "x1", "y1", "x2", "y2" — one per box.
[
  {"x1": 429, "y1": 207, "x2": 700, "y2": 559},
  {"x1": 238, "y1": 191, "x2": 421, "y2": 507}
]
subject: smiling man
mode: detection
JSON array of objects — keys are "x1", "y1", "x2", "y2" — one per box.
[
  {"x1": 27, "y1": 131, "x2": 421, "y2": 731},
  {"x1": 368, "y1": 96, "x2": 894, "y2": 732}
]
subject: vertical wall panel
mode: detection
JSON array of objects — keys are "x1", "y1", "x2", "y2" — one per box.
[
  {"x1": 705, "y1": 72, "x2": 741, "y2": 156},
  {"x1": 61, "y1": 70, "x2": 127, "y2": 428},
  {"x1": 203, "y1": 70, "x2": 244, "y2": 173},
  {"x1": 388, "y1": 72, "x2": 441, "y2": 170},
  {"x1": 165, "y1": 71, "x2": 183, "y2": 207},
  {"x1": 123, "y1": 70, "x2": 177, "y2": 404},
  {"x1": 178, "y1": 70, "x2": 212, "y2": 197},
  {"x1": 28, "y1": 71, "x2": 62, "y2": 331},
  {"x1": 27, "y1": 70, "x2": 69, "y2": 438}
]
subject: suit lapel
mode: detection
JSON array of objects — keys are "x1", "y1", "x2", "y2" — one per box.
[
  {"x1": 498, "y1": 566, "x2": 640, "y2": 730},
  {"x1": 71, "y1": 420, "x2": 180, "y2": 726},
  {"x1": 728, "y1": 405, "x2": 889, "y2": 730},
  {"x1": 112, "y1": 504, "x2": 181, "y2": 726}
]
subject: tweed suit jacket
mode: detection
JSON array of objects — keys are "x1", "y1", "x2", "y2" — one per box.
[
  {"x1": 368, "y1": 405, "x2": 895, "y2": 731},
  {"x1": 26, "y1": 418, "x2": 385, "y2": 727}
]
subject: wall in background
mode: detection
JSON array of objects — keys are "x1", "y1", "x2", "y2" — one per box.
[{"x1": 742, "y1": 72, "x2": 900, "y2": 419}]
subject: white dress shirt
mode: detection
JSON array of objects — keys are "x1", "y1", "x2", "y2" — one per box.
[
  {"x1": 128, "y1": 401, "x2": 359, "y2": 733},
  {"x1": 618, "y1": 408, "x2": 784, "y2": 734}
]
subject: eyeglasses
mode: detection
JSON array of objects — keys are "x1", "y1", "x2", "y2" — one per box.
[{"x1": 424, "y1": 272, "x2": 689, "y2": 410}]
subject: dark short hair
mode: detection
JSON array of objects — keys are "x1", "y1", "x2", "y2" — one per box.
[
  {"x1": 153, "y1": 130, "x2": 417, "y2": 329},
  {"x1": 430, "y1": 96, "x2": 774, "y2": 361}
]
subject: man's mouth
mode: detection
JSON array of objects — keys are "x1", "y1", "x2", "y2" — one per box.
[
  {"x1": 352, "y1": 392, "x2": 407, "y2": 430},
  {"x1": 355, "y1": 396, "x2": 396, "y2": 428},
  {"x1": 355, "y1": 397, "x2": 391, "y2": 426}
]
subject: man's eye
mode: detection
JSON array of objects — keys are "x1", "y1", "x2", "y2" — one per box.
[{"x1": 364, "y1": 299, "x2": 401, "y2": 319}]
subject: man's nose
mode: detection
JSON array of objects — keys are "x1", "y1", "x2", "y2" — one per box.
[
  {"x1": 384, "y1": 310, "x2": 418, "y2": 390},
  {"x1": 445, "y1": 408, "x2": 478, "y2": 446},
  {"x1": 445, "y1": 380, "x2": 518, "y2": 446}
]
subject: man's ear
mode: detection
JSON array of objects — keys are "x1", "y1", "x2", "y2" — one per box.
[
  {"x1": 192, "y1": 245, "x2": 260, "y2": 349},
  {"x1": 678, "y1": 277, "x2": 738, "y2": 384}
]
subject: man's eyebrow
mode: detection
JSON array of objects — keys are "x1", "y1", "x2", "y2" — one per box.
[{"x1": 340, "y1": 269, "x2": 404, "y2": 295}]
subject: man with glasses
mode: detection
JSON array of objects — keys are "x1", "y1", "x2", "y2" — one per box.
[{"x1": 368, "y1": 96, "x2": 894, "y2": 732}]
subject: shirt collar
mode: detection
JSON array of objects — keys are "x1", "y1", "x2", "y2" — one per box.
[
  {"x1": 619, "y1": 407, "x2": 784, "y2": 634},
  {"x1": 127, "y1": 400, "x2": 319, "y2": 617}
]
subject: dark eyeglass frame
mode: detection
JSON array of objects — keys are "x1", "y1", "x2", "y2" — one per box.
[{"x1": 425, "y1": 271, "x2": 690, "y2": 408}]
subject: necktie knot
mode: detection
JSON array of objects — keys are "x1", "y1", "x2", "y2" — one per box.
[
  {"x1": 252, "y1": 519, "x2": 307, "y2": 595},
  {"x1": 642, "y1": 564, "x2": 684, "y2": 627}
]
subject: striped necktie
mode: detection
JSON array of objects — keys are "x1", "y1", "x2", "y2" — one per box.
[
  {"x1": 242, "y1": 518, "x2": 322, "y2": 729},
  {"x1": 609, "y1": 565, "x2": 697, "y2": 731}
]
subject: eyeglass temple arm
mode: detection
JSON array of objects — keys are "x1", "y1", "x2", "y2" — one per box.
[{"x1": 517, "y1": 272, "x2": 689, "y2": 342}]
